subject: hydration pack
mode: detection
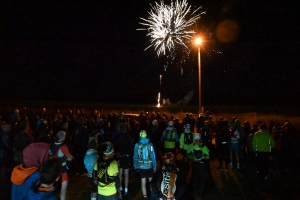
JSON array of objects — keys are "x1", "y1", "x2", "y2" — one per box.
[
  {"x1": 49, "y1": 143, "x2": 63, "y2": 156},
  {"x1": 137, "y1": 142, "x2": 152, "y2": 163},
  {"x1": 183, "y1": 132, "x2": 193, "y2": 145},
  {"x1": 164, "y1": 130, "x2": 174, "y2": 142},
  {"x1": 96, "y1": 158, "x2": 115, "y2": 184}
]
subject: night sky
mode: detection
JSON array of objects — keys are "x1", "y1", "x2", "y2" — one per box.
[{"x1": 1, "y1": 0, "x2": 299, "y2": 107}]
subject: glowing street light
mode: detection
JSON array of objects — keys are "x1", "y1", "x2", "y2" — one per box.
[
  {"x1": 157, "y1": 75, "x2": 162, "y2": 107},
  {"x1": 195, "y1": 37, "x2": 202, "y2": 114}
]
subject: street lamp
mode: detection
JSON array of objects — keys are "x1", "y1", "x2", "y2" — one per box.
[
  {"x1": 195, "y1": 38, "x2": 202, "y2": 114},
  {"x1": 157, "y1": 75, "x2": 162, "y2": 107}
]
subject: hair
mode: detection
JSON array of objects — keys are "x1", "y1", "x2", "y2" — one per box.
[
  {"x1": 56, "y1": 131, "x2": 65, "y2": 142},
  {"x1": 259, "y1": 123, "x2": 267, "y2": 130},
  {"x1": 89, "y1": 139, "x2": 98, "y2": 150},
  {"x1": 18, "y1": 120, "x2": 29, "y2": 131},
  {"x1": 39, "y1": 157, "x2": 62, "y2": 185},
  {"x1": 119, "y1": 125, "x2": 126, "y2": 133},
  {"x1": 134, "y1": 121, "x2": 140, "y2": 129}
]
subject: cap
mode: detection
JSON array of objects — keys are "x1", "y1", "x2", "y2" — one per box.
[
  {"x1": 102, "y1": 142, "x2": 114, "y2": 155},
  {"x1": 140, "y1": 130, "x2": 147, "y2": 138}
]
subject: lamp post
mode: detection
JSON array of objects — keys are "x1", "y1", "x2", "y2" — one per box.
[
  {"x1": 195, "y1": 38, "x2": 202, "y2": 114},
  {"x1": 157, "y1": 75, "x2": 162, "y2": 107}
]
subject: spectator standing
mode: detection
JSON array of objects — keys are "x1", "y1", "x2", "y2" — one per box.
[
  {"x1": 252, "y1": 124, "x2": 275, "y2": 180},
  {"x1": 114, "y1": 125, "x2": 133, "y2": 199},
  {"x1": 161, "y1": 121, "x2": 179, "y2": 156},
  {"x1": 84, "y1": 140, "x2": 99, "y2": 200},
  {"x1": 189, "y1": 133, "x2": 210, "y2": 200},
  {"x1": 13, "y1": 120, "x2": 34, "y2": 164},
  {"x1": 133, "y1": 130, "x2": 157, "y2": 199},
  {"x1": 215, "y1": 120, "x2": 231, "y2": 172},
  {"x1": 229, "y1": 120, "x2": 241, "y2": 169},
  {"x1": 24, "y1": 156, "x2": 62, "y2": 200},
  {"x1": 11, "y1": 143, "x2": 50, "y2": 200},
  {"x1": 50, "y1": 131, "x2": 73, "y2": 200},
  {"x1": 179, "y1": 124, "x2": 194, "y2": 172},
  {"x1": 93, "y1": 142, "x2": 119, "y2": 199}
]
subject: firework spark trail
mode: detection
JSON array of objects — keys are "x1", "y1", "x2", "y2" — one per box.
[{"x1": 138, "y1": 0, "x2": 205, "y2": 57}]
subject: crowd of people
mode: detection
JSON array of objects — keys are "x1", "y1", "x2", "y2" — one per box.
[{"x1": 0, "y1": 107, "x2": 299, "y2": 200}]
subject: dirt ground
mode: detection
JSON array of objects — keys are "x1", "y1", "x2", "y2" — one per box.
[{"x1": 65, "y1": 155, "x2": 300, "y2": 200}]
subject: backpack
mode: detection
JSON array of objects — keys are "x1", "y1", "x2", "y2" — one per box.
[
  {"x1": 193, "y1": 144, "x2": 203, "y2": 161},
  {"x1": 137, "y1": 142, "x2": 152, "y2": 163},
  {"x1": 164, "y1": 130, "x2": 174, "y2": 142},
  {"x1": 183, "y1": 132, "x2": 193, "y2": 145},
  {"x1": 161, "y1": 164, "x2": 177, "y2": 199},
  {"x1": 96, "y1": 158, "x2": 115, "y2": 184},
  {"x1": 49, "y1": 143, "x2": 63, "y2": 156}
]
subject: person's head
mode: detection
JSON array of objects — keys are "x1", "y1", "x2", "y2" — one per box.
[
  {"x1": 194, "y1": 133, "x2": 201, "y2": 141},
  {"x1": 56, "y1": 131, "x2": 66, "y2": 142},
  {"x1": 39, "y1": 157, "x2": 62, "y2": 186},
  {"x1": 23, "y1": 143, "x2": 50, "y2": 168},
  {"x1": 139, "y1": 130, "x2": 147, "y2": 138},
  {"x1": 134, "y1": 121, "x2": 140, "y2": 129},
  {"x1": 185, "y1": 113, "x2": 189, "y2": 118},
  {"x1": 18, "y1": 120, "x2": 29, "y2": 132},
  {"x1": 2, "y1": 124, "x2": 11, "y2": 133},
  {"x1": 164, "y1": 152, "x2": 175, "y2": 165},
  {"x1": 119, "y1": 125, "x2": 126, "y2": 134},
  {"x1": 259, "y1": 123, "x2": 267, "y2": 130},
  {"x1": 252, "y1": 124, "x2": 258, "y2": 130},
  {"x1": 184, "y1": 124, "x2": 190, "y2": 132},
  {"x1": 168, "y1": 121, "x2": 174, "y2": 127},
  {"x1": 101, "y1": 142, "x2": 114, "y2": 158},
  {"x1": 89, "y1": 139, "x2": 98, "y2": 150},
  {"x1": 152, "y1": 120, "x2": 157, "y2": 127}
]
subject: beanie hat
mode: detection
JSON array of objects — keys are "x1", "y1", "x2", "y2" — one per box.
[
  {"x1": 102, "y1": 142, "x2": 114, "y2": 155},
  {"x1": 194, "y1": 133, "x2": 201, "y2": 140},
  {"x1": 140, "y1": 130, "x2": 147, "y2": 138},
  {"x1": 23, "y1": 143, "x2": 50, "y2": 168}
]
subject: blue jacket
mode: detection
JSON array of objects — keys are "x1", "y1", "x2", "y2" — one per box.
[
  {"x1": 133, "y1": 138, "x2": 157, "y2": 170},
  {"x1": 11, "y1": 168, "x2": 40, "y2": 200},
  {"x1": 84, "y1": 149, "x2": 99, "y2": 178},
  {"x1": 24, "y1": 183, "x2": 57, "y2": 200}
]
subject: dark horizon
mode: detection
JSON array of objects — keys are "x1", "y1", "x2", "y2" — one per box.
[{"x1": 1, "y1": 1, "x2": 299, "y2": 107}]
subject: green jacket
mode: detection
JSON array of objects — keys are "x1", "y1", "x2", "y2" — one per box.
[
  {"x1": 179, "y1": 131, "x2": 195, "y2": 152},
  {"x1": 252, "y1": 129, "x2": 275, "y2": 152},
  {"x1": 189, "y1": 141, "x2": 210, "y2": 161}
]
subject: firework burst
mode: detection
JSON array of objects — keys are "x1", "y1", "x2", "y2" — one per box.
[{"x1": 138, "y1": 0, "x2": 205, "y2": 57}]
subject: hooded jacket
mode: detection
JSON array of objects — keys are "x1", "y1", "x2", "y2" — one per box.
[
  {"x1": 84, "y1": 149, "x2": 99, "y2": 178},
  {"x1": 161, "y1": 127, "x2": 178, "y2": 148},
  {"x1": 133, "y1": 138, "x2": 157, "y2": 170},
  {"x1": 24, "y1": 182, "x2": 57, "y2": 200},
  {"x1": 11, "y1": 143, "x2": 49, "y2": 200}
]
